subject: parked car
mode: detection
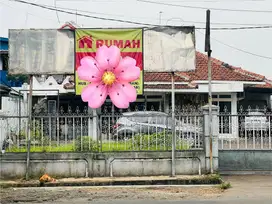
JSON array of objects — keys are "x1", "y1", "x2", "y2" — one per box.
[
  {"x1": 113, "y1": 111, "x2": 202, "y2": 139},
  {"x1": 241, "y1": 112, "x2": 270, "y2": 131}
]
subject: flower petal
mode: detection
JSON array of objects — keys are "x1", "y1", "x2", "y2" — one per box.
[
  {"x1": 81, "y1": 82, "x2": 107, "y2": 109},
  {"x1": 114, "y1": 56, "x2": 136, "y2": 74},
  {"x1": 115, "y1": 57, "x2": 140, "y2": 82},
  {"x1": 95, "y1": 45, "x2": 121, "y2": 70},
  {"x1": 108, "y1": 83, "x2": 132, "y2": 109},
  {"x1": 115, "y1": 82, "x2": 137, "y2": 102},
  {"x1": 77, "y1": 57, "x2": 102, "y2": 82}
]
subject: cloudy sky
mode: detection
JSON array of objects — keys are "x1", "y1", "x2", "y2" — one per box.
[{"x1": 0, "y1": 0, "x2": 271, "y2": 79}]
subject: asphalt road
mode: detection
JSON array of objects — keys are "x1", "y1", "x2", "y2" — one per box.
[
  {"x1": 1, "y1": 175, "x2": 272, "y2": 204},
  {"x1": 24, "y1": 199, "x2": 272, "y2": 204}
]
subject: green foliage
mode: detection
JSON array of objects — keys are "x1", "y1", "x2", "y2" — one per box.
[
  {"x1": 7, "y1": 133, "x2": 190, "y2": 153},
  {"x1": 132, "y1": 131, "x2": 172, "y2": 149},
  {"x1": 131, "y1": 132, "x2": 190, "y2": 150},
  {"x1": 75, "y1": 136, "x2": 98, "y2": 152},
  {"x1": 220, "y1": 182, "x2": 232, "y2": 190},
  {"x1": 19, "y1": 121, "x2": 42, "y2": 141}
]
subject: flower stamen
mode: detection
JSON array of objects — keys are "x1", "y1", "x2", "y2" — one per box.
[{"x1": 102, "y1": 71, "x2": 116, "y2": 86}]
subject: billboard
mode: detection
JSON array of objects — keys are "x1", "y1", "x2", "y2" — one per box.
[
  {"x1": 8, "y1": 29, "x2": 75, "y2": 75},
  {"x1": 75, "y1": 28, "x2": 143, "y2": 95},
  {"x1": 144, "y1": 26, "x2": 195, "y2": 72}
]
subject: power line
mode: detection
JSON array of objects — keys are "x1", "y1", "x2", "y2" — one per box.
[
  {"x1": 23, "y1": 1, "x2": 272, "y2": 26},
  {"x1": 137, "y1": 0, "x2": 272, "y2": 13},
  {"x1": 4, "y1": 1, "x2": 271, "y2": 61},
  {"x1": 11, "y1": 0, "x2": 159, "y2": 26},
  {"x1": 0, "y1": 1, "x2": 65, "y2": 24},
  {"x1": 54, "y1": 0, "x2": 61, "y2": 24},
  {"x1": 151, "y1": 0, "x2": 266, "y2": 1},
  {"x1": 10, "y1": 0, "x2": 272, "y2": 30},
  {"x1": 212, "y1": 38, "x2": 272, "y2": 59},
  {"x1": 204, "y1": 25, "x2": 272, "y2": 30},
  {"x1": 197, "y1": 30, "x2": 272, "y2": 60}
]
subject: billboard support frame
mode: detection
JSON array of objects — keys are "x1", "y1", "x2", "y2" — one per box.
[
  {"x1": 171, "y1": 72, "x2": 176, "y2": 177},
  {"x1": 25, "y1": 75, "x2": 33, "y2": 180}
]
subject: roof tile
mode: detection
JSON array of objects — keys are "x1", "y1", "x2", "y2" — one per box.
[{"x1": 144, "y1": 52, "x2": 269, "y2": 84}]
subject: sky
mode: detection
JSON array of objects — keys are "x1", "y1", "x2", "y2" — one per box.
[{"x1": 0, "y1": 0, "x2": 271, "y2": 79}]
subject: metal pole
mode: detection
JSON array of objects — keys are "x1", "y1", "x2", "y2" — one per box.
[
  {"x1": 25, "y1": 75, "x2": 33, "y2": 180},
  {"x1": 208, "y1": 51, "x2": 213, "y2": 174},
  {"x1": 205, "y1": 9, "x2": 213, "y2": 174},
  {"x1": 159, "y1": 11, "x2": 163, "y2": 25},
  {"x1": 19, "y1": 90, "x2": 21, "y2": 147},
  {"x1": 171, "y1": 72, "x2": 176, "y2": 177}
]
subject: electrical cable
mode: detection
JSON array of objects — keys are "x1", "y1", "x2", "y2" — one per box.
[
  {"x1": 10, "y1": 0, "x2": 272, "y2": 30},
  {"x1": 137, "y1": 0, "x2": 272, "y2": 13},
  {"x1": 197, "y1": 30, "x2": 272, "y2": 59},
  {"x1": 54, "y1": 0, "x2": 61, "y2": 24}
]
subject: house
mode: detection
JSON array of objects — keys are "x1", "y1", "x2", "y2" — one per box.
[
  {"x1": 0, "y1": 37, "x2": 28, "y2": 148},
  {"x1": 21, "y1": 51, "x2": 272, "y2": 140},
  {"x1": 4, "y1": 23, "x2": 271, "y2": 140}
]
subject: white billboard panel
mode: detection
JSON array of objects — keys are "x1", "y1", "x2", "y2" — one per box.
[
  {"x1": 144, "y1": 26, "x2": 196, "y2": 72},
  {"x1": 8, "y1": 29, "x2": 74, "y2": 75}
]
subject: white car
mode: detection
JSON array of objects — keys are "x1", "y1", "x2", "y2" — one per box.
[
  {"x1": 242, "y1": 112, "x2": 270, "y2": 131},
  {"x1": 113, "y1": 111, "x2": 202, "y2": 138}
]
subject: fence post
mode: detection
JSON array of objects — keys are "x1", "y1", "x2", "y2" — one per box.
[
  {"x1": 92, "y1": 109, "x2": 98, "y2": 141},
  {"x1": 202, "y1": 104, "x2": 219, "y2": 173}
]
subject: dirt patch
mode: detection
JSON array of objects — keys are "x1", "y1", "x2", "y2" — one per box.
[{"x1": 0, "y1": 186, "x2": 224, "y2": 203}]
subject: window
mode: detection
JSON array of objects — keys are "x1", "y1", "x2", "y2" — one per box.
[
  {"x1": 212, "y1": 95, "x2": 218, "y2": 99},
  {"x1": 48, "y1": 100, "x2": 57, "y2": 114},
  {"x1": 219, "y1": 95, "x2": 231, "y2": 99}
]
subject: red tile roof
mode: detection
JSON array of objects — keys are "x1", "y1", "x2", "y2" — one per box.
[
  {"x1": 64, "y1": 52, "x2": 272, "y2": 90},
  {"x1": 144, "y1": 52, "x2": 272, "y2": 89},
  {"x1": 145, "y1": 84, "x2": 197, "y2": 90}
]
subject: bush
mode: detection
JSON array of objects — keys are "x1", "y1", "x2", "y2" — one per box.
[
  {"x1": 75, "y1": 136, "x2": 98, "y2": 152},
  {"x1": 131, "y1": 131, "x2": 190, "y2": 150},
  {"x1": 19, "y1": 120, "x2": 42, "y2": 141},
  {"x1": 132, "y1": 131, "x2": 173, "y2": 149},
  {"x1": 220, "y1": 182, "x2": 232, "y2": 190}
]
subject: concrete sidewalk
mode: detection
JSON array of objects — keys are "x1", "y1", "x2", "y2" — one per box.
[{"x1": 0, "y1": 174, "x2": 222, "y2": 188}]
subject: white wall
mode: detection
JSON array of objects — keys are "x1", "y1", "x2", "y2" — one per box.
[
  {"x1": 0, "y1": 57, "x2": 3, "y2": 70},
  {"x1": 0, "y1": 96, "x2": 28, "y2": 148}
]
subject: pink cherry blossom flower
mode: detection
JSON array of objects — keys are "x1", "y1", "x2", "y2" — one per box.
[{"x1": 77, "y1": 45, "x2": 140, "y2": 109}]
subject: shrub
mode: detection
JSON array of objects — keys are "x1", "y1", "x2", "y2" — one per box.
[
  {"x1": 75, "y1": 136, "x2": 98, "y2": 152},
  {"x1": 220, "y1": 182, "x2": 232, "y2": 190},
  {"x1": 131, "y1": 131, "x2": 190, "y2": 150},
  {"x1": 19, "y1": 120, "x2": 42, "y2": 141},
  {"x1": 132, "y1": 131, "x2": 173, "y2": 149}
]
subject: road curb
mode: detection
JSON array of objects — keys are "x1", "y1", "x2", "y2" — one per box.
[{"x1": 0, "y1": 175, "x2": 222, "y2": 188}]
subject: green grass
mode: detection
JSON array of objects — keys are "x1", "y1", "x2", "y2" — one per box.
[
  {"x1": 7, "y1": 133, "x2": 191, "y2": 152},
  {"x1": 220, "y1": 182, "x2": 232, "y2": 190},
  {"x1": 7, "y1": 141, "x2": 190, "y2": 152}
]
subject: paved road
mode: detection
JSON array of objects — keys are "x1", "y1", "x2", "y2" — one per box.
[
  {"x1": 26, "y1": 198, "x2": 272, "y2": 204},
  {"x1": 1, "y1": 175, "x2": 272, "y2": 204}
]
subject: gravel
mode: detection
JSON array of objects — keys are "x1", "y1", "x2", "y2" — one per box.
[{"x1": 0, "y1": 186, "x2": 223, "y2": 203}]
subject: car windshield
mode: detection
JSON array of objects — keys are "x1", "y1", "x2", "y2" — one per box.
[{"x1": 248, "y1": 112, "x2": 265, "y2": 116}]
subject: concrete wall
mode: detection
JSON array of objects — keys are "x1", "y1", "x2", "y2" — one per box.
[
  {"x1": 0, "y1": 151, "x2": 206, "y2": 179},
  {"x1": 219, "y1": 150, "x2": 272, "y2": 174},
  {"x1": 0, "y1": 97, "x2": 28, "y2": 148}
]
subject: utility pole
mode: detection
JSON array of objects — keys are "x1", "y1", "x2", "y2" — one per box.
[
  {"x1": 25, "y1": 75, "x2": 33, "y2": 180},
  {"x1": 205, "y1": 10, "x2": 213, "y2": 174},
  {"x1": 171, "y1": 72, "x2": 176, "y2": 177},
  {"x1": 159, "y1": 11, "x2": 163, "y2": 25}
]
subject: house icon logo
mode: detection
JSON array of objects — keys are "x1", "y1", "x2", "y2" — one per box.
[{"x1": 78, "y1": 35, "x2": 93, "y2": 49}]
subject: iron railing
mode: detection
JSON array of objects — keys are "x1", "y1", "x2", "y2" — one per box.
[
  {"x1": 218, "y1": 105, "x2": 272, "y2": 150},
  {"x1": 0, "y1": 105, "x2": 204, "y2": 152}
]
